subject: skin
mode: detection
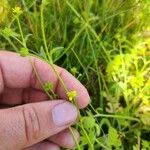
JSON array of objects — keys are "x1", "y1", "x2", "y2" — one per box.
[{"x1": 0, "y1": 51, "x2": 90, "y2": 150}]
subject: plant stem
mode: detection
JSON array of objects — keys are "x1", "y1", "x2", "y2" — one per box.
[
  {"x1": 94, "y1": 114, "x2": 140, "y2": 122},
  {"x1": 95, "y1": 139, "x2": 109, "y2": 150},
  {"x1": 29, "y1": 58, "x2": 54, "y2": 100},
  {"x1": 80, "y1": 124, "x2": 94, "y2": 150},
  {"x1": 137, "y1": 136, "x2": 140, "y2": 150},
  {"x1": 16, "y1": 17, "x2": 26, "y2": 48},
  {"x1": 40, "y1": 3, "x2": 81, "y2": 149},
  {"x1": 87, "y1": 32, "x2": 102, "y2": 108},
  {"x1": 40, "y1": 3, "x2": 51, "y2": 62},
  {"x1": 69, "y1": 127, "x2": 81, "y2": 150}
]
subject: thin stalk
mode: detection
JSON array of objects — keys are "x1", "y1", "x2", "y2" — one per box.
[
  {"x1": 30, "y1": 58, "x2": 54, "y2": 100},
  {"x1": 137, "y1": 136, "x2": 140, "y2": 150},
  {"x1": 71, "y1": 48, "x2": 89, "y2": 81},
  {"x1": 55, "y1": 25, "x2": 86, "y2": 62},
  {"x1": 12, "y1": 35, "x2": 25, "y2": 46},
  {"x1": 47, "y1": 62, "x2": 81, "y2": 150},
  {"x1": 40, "y1": 3, "x2": 51, "y2": 62},
  {"x1": 50, "y1": 64, "x2": 68, "y2": 93},
  {"x1": 95, "y1": 139, "x2": 109, "y2": 150},
  {"x1": 15, "y1": 13, "x2": 56, "y2": 99},
  {"x1": 87, "y1": 32, "x2": 102, "y2": 108},
  {"x1": 16, "y1": 17, "x2": 26, "y2": 47},
  {"x1": 80, "y1": 124, "x2": 94, "y2": 150},
  {"x1": 66, "y1": 0, "x2": 100, "y2": 41},
  {"x1": 94, "y1": 114, "x2": 140, "y2": 122},
  {"x1": 40, "y1": 3, "x2": 69, "y2": 93},
  {"x1": 69, "y1": 127, "x2": 81, "y2": 150},
  {"x1": 1, "y1": 35, "x2": 18, "y2": 52},
  {"x1": 40, "y1": 4, "x2": 81, "y2": 149}
]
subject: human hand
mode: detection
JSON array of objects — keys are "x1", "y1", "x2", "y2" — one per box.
[{"x1": 0, "y1": 51, "x2": 90, "y2": 150}]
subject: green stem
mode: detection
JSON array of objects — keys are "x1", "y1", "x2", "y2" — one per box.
[
  {"x1": 94, "y1": 114, "x2": 140, "y2": 122},
  {"x1": 69, "y1": 127, "x2": 81, "y2": 150},
  {"x1": 71, "y1": 48, "x2": 89, "y2": 81},
  {"x1": 50, "y1": 64, "x2": 68, "y2": 93},
  {"x1": 40, "y1": 4, "x2": 51, "y2": 62},
  {"x1": 16, "y1": 17, "x2": 26, "y2": 47},
  {"x1": 30, "y1": 58, "x2": 54, "y2": 100},
  {"x1": 12, "y1": 36, "x2": 24, "y2": 47},
  {"x1": 87, "y1": 32, "x2": 102, "y2": 108},
  {"x1": 95, "y1": 139, "x2": 109, "y2": 150},
  {"x1": 2, "y1": 35, "x2": 18, "y2": 52},
  {"x1": 80, "y1": 124, "x2": 94, "y2": 150},
  {"x1": 40, "y1": 3, "x2": 81, "y2": 149}
]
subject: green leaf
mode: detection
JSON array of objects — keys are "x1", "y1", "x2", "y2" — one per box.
[
  {"x1": 108, "y1": 127, "x2": 121, "y2": 148},
  {"x1": 50, "y1": 47, "x2": 64, "y2": 63},
  {"x1": 82, "y1": 116, "x2": 95, "y2": 129},
  {"x1": 95, "y1": 124, "x2": 101, "y2": 136},
  {"x1": 142, "y1": 140, "x2": 150, "y2": 149}
]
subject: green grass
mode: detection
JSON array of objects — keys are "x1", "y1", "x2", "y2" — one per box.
[{"x1": 0, "y1": 0, "x2": 150, "y2": 149}]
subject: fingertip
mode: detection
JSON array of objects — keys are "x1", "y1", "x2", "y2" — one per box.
[{"x1": 77, "y1": 87, "x2": 91, "y2": 109}]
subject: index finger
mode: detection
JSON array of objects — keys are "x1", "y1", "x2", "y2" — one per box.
[{"x1": 0, "y1": 51, "x2": 90, "y2": 108}]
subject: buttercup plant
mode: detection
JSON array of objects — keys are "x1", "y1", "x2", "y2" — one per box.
[
  {"x1": 40, "y1": 2, "x2": 81, "y2": 148},
  {"x1": 10, "y1": 3, "x2": 82, "y2": 149}
]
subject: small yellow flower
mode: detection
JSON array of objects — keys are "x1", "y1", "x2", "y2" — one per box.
[
  {"x1": 12, "y1": 6, "x2": 22, "y2": 15},
  {"x1": 67, "y1": 90, "x2": 77, "y2": 101}
]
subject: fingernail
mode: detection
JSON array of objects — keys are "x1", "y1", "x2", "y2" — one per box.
[{"x1": 52, "y1": 102, "x2": 77, "y2": 126}]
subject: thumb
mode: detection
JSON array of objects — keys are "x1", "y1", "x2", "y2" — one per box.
[{"x1": 0, "y1": 100, "x2": 77, "y2": 150}]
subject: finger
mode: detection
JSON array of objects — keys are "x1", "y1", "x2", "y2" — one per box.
[
  {"x1": 0, "y1": 87, "x2": 48, "y2": 106},
  {"x1": 0, "y1": 51, "x2": 90, "y2": 108},
  {"x1": 48, "y1": 128, "x2": 80, "y2": 149},
  {"x1": 0, "y1": 88, "x2": 23, "y2": 105},
  {"x1": 0, "y1": 100, "x2": 77, "y2": 150},
  {"x1": 24, "y1": 142, "x2": 60, "y2": 150}
]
